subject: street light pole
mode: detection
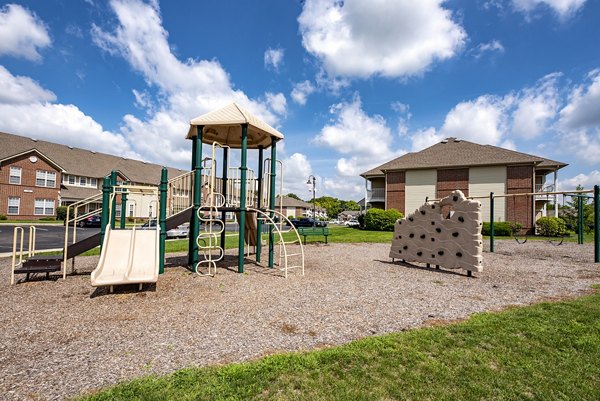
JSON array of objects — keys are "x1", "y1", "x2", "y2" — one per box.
[{"x1": 307, "y1": 175, "x2": 316, "y2": 224}]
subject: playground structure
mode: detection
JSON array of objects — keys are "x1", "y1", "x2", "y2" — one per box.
[
  {"x1": 185, "y1": 103, "x2": 304, "y2": 278},
  {"x1": 390, "y1": 190, "x2": 483, "y2": 276},
  {"x1": 10, "y1": 103, "x2": 304, "y2": 285},
  {"x1": 485, "y1": 187, "x2": 599, "y2": 261}
]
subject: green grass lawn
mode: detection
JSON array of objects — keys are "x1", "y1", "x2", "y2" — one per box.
[{"x1": 77, "y1": 287, "x2": 600, "y2": 400}]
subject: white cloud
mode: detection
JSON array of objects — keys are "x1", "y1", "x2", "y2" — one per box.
[
  {"x1": 298, "y1": 0, "x2": 466, "y2": 78},
  {"x1": 264, "y1": 47, "x2": 284, "y2": 71},
  {"x1": 323, "y1": 178, "x2": 363, "y2": 201},
  {"x1": 0, "y1": 102, "x2": 135, "y2": 157},
  {"x1": 472, "y1": 40, "x2": 505, "y2": 58},
  {"x1": 440, "y1": 94, "x2": 513, "y2": 145},
  {"x1": 511, "y1": 0, "x2": 586, "y2": 19},
  {"x1": 410, "y1": 127, "x2": 443, "y2": 151},
  {"x1": 557, "y1": 129, "x2": 600, "y2": 165},
  {"x1": 91, "y1": 0, "x2": 286, "y2": 165},
  {"x1": 512, "y1": 73, "x2": 560, "y2": 139},
  {"x1": 558, "y1": 170, "x2": 600, "y2": 191},
  {"x1": 559, "y1": 69, "x2": 600, "y2": 130},
  {"x1": 314, "y1": 95, "x2": 401, "y2": 162},
  {"x1": 0, "y1": 66, "x2": 56, "y2": 104},
  {"x1": 291, "y1": 80, "x2": 316, "y2": 105},
  {"x1": 0, "y1": 4, "x2": 51, "y2": 61},
  {"x1": 281, "y1": 153, "x2": 314, "y2": 196}
]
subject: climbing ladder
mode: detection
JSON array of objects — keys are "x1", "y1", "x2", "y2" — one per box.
[
  {"x1": 248, "y1": 207, "x2": 304, "y2": 278},
  {"x1": 195, "y1": 143, "x2": 226, "y2": 276}
]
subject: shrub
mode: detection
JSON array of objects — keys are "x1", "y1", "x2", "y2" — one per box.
[
  {"x1": 481, "y1": 221, "x2": 522, "y2": 236},
  {"x1": 39, "y1": 217, "x2": 55, "y2": 221},
  {"x1": 127, "y1": 216, "x2": 135, "y2": 223},
  {"x1": 357, "y1": 213, "x2": 365, "y2": 227},
  {"x1": 0, "y1": 214, "x2": 7, "y2": 221},
  {"x1": 56, "y1": 206, "x2": 69, "y2": 221},
  {"x1": 536, "y1": 216, "x2": 569, "y2": 237},
  {"x1": 364, "y1": 208, "x2": 403, "y2": 231}
]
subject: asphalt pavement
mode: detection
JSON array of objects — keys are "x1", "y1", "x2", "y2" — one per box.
[{"x1": 0, "y1": 224, "x2": 100, "y2": 254}]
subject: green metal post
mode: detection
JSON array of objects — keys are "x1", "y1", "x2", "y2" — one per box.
[
  {"x1": 100, "y1": 176, "x2": 111, "y2": 247},
  {"x1": 594, "y1": 185, "x2": 599, "y2": 263},
  {"x1": 577, "y1": 195, "x2": 584, "y2": 245},
  {"x1": 256, "y1": 146, "x2": 264, "y2": 263},
  {"x1": 159, "y1": 167, "x2": 168, "y2": 274},
  {"x1": 220, "y1": 147, "x2": 228, "y2": 250},
  {"x1": 110, "y1": 170, "x2": 117, "y2": 229},
  {"x1": 188, "y1": 126, "x2": 203, "y2": 268},
  {"x1": 490, "y1": 192, "x2": 495, "y2": 253},
  {"x1": 120, "y1": 190, "x2": 127, "y2": 229},
  {"x1": 237, "y1": 124, "x2": 248, "y2": 273},
  {"x1": 268, "y1": 139, "x2": 277, "y2": 268}
]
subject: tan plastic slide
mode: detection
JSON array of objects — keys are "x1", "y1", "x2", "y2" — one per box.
[
  {"x1": 236, "y1": 211, "x2": 259, "y2": 246},
  {"x1": 91, "y1": 225, "x2": 159, "y2": 287}
]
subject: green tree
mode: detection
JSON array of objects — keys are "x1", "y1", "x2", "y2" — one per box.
[
  {"x1": 285, "y1": 193, "x2": 303, "y2": 201},
  {"x1": 560, "y1": 185, "x2": 593, "y2": 233},
  {"x1": 340, "y1": 200, "x2": 360, "y2": 211},
  {"x1": 314, "y1": 196, "x2": 342, "y2": 218}
]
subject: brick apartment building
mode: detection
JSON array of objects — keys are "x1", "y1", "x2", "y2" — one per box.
[
  {"x1": 0, "y1": 132, "x2": 187, "y2": 220},
  {"x1": 361, "y1": 137, "x2": 568, "y2": 234}
]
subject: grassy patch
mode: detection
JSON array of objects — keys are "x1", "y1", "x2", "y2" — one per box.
[{"x1": 77, "y1": 288, "x2": 600, "y2": 400}]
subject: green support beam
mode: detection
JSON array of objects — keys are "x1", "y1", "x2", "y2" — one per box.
[
  {"x1": 159, "y1": 167, "x2": 168, "y2": 274},
  {"x1": 256, "y1": 145, "x2": 264, "y2": 263},
  {"x1": 238, "y1": 124, "x2": 249, "y2": 273},
  {"x1": 188, "y1": 126, "x2": 203, "y2": 269},
  {"x1": 100, "y1": 176, "x2": 111, "y2": 248},
  {"x1": 120, "y1": 190, "x2": 127, "y2": 229},
  {"x1": 594, "y1": 185, "x2": 599, "y2": 263},
  {"x1": 110, "y1": 170, "x2": 117, "y2": 229},
  {"x1": 577, "y1": 195, "x2": 584, "y2": 245},
  {"x1": 489, "y1": 192, "x2": 495, "y2": 253},
  {"x1": 268, "y1": 139, "x2": 277, "y2": 268}
]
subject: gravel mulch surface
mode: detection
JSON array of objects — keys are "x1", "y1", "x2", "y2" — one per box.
[{"x1": 0, "y1": 240, "x2": 599, "y2": 400}]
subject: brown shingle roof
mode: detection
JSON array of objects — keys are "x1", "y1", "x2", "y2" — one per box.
[
  {"x1": 360, "y1": 138, "x2": 567, "y2": 177},
  {"x1": 60, "y1": 186, "x2": 101, "y2": 201},
  {"x1": 0, "y1": 132, "x2": 187, "y2": 184}
]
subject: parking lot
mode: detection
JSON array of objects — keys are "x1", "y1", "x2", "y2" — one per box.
[{"x1": 0, "y1": 224, "x2": 100, "y2": 254}]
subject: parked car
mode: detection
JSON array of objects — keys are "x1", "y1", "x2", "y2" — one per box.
[
  {"x1": 140, "y1": 219, "x2": 157, "y2": 229},
  {"x1": 166, "y1": 223, "x2": 189, "y2": 239},
  {"x1": 345, "y1": 219, "x2": 359, "y2": 227},
  {"x1": 77, "y1": 215, "x2": 101, "y2": 228},
  {"x1": 288, "y1": 217, "x2": 327, "y2": 228}
]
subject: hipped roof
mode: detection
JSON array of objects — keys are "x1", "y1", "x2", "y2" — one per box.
[
  {"x1": 0, "y1": 132, "x2": 187, "y2": 185},
  {"x1": 361, "y1": 137, "x2": 568, "y2": 177},
  {"x1": 186, "y1": 103, "x2": 284, "y2": 149}
]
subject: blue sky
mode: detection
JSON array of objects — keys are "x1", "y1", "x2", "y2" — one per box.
[{"x1": 0, "y1": 0, "x2": 599, "y2": 201}]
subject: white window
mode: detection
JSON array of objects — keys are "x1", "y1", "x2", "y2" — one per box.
[
  {"x1": 68, "y1": 175, "x2": 75, "y2": 185},
  {"x1": 80, "y1": 177, "x2": 87, "y2": 186},
  {"x1": 7, "y1": 197, "x2": 20, "y2": 214},
  {"x1": 148, "y1": 205, "x2": 153, "y2": 218},
  {"x1": 34, "y1": 199, "x2": 55, "y2": 215},
  {"x1": 9, "y1": 167, "x2": 21, "y2": 185},
  {"x1": 90, "y1": 178, "x2": 97, "y2": 187},
  {"x1": 129, "y1": 203, "x2": 134, "y2": 217},
  {"x1": 115, "y1": 207, "x2": 121, "y2": 218},
  {"x1": 36, "y1": 170, "x2": 56, "y2": 188}
]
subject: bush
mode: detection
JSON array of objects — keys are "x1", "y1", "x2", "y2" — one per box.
[
  {"x1": 56, "y1": 206, "x2": 69, "y2": 221},
  {"x1": 481, "y1": 221, "x2": 522, "y2": 236},
  {"x1": 364, "y1": 208, "x2": 403, "y2": 231},
  {"x1": 536, "y1": 216, "x2": 569, "y2": 237},
  {"x1": 127, "y1": 216, "x2": 135, "y2": 223},
  {"x1": 357, "y1": 213, "x2": 365, "y2": 227},
  {"x1": 0, "y1": 214, "x2": 7, "y2": 221},
  {"x1": 39, "y1": 217, "x2": 55, "y2": 221}
]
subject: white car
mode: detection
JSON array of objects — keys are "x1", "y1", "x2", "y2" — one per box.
[
  {"x1": 166, "y1": 223, "x2": 189, "y2": 239},
  {"x1": 345, "y1": 220, "x2": 359, "y2": 227}
]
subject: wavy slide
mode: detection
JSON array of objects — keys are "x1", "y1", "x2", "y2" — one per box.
[{"x1": 91, "y1": 225, "x2": 159, "y2": 287}]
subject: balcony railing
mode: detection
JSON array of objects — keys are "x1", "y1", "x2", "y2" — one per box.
[
  {"x1": 535, "y1": 184, "x2": 555, "y2": 200},
  {"x1": 367, "y1": 188, "x2": 385, "y2": 202}
]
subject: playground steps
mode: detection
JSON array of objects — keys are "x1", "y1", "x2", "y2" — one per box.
[{"x1": 14, "y1": 255, "x2": 62, "y2": 280}]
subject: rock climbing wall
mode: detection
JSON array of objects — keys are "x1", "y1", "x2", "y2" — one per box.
[{"x1": 389, "y1": 190, "x2": 483, "y2": 273}]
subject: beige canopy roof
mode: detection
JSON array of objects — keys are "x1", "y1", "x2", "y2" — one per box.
[{"x1": 186, "y1": 103, "x2": 284, "y2": 149}]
